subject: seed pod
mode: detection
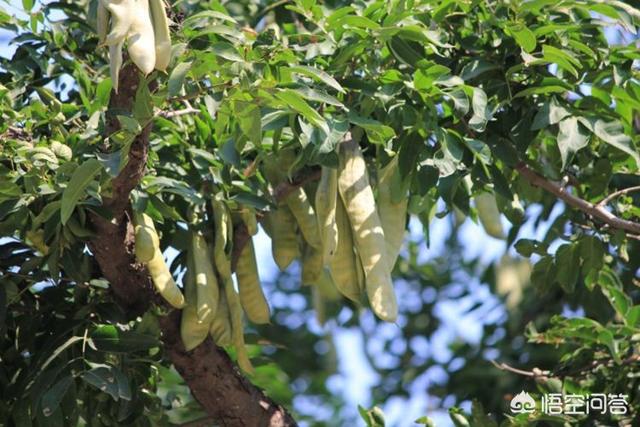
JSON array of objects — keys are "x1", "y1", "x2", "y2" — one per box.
[
  {"x1": 329, "y1": 199, "x2": 362, "y2": 303},
  {"x1": 235, "y1": 239, "x2": 270, "y2": 324},
  {"x1": 315, "y1": 166, "x2": 338, "y2": 264},
  {"x1": 312, "y1": 286, "x2": 326, "y2": 326},
  {"x1": 377, "y1": 157, "x2": 407, "y2": 272},
  {"x1": 103, "y1": 0, "x2": 134, "y2": 46},
  {"x1": 97, "y1": 0, "x2": 109, "y2": 45},
  {"x1": 301, "y1": 242, "x2": 323, "y2": 286},
  {"x1": 239, "y1": 208, "x2": 258, "y2": 236},
  {"x1": 146, "y1": 249, "x2": 185, "y2": 309},
  {"x1": 133, "y1": 212, "x2": 159, "y2": 263},
  {"x1": 181, "y1": 253, "x2": 209, "y2": 351},
  {"x1": 475, "y1": 192, "x2": 505, "y2": 239},
  {"x1": 223, "y1": 276, "x2": 253, "y2": 373},
  {"x1": 109, "y1": 40, "x2": 123, "y2": 93},
  {"x1": 286, "y1": 187, "x2": 321, "y2": 249},
  {"x1": 270, "y1": 206, "x2": 300, "y2": 271},
  {"x1": 191, "y1": 232, "x2": 219, "y2": 323},
  {"x1": 338, "y1": 138, "x2": 397, "y2": 322},
  {"x1": 127, "y1": 0, "x2": 156, "y2": 75},
  {"x1": 211, "y1": 199, "x2": 232, "y2": 278},
  {"x1": 209, "y1": 288, "x2": 232, "y2": 346},
  {"x1": 148, "y1": 0, "x2": 172, "y2": 71}
]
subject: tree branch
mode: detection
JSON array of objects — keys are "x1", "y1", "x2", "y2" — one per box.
[
  {"x1": 88, "y1": 64, "x2": 298, "y2": 426},
  {"x1": 516, "y1": 162, "x2": 640, "y2": 235},
  {"x1": 596, "y1": 185, "x2": 640, "y2": 208}
]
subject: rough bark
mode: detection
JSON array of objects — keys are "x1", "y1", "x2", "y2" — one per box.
[
  {"x1": 88, "y1": 64, "x2": 298, "y2": 426},
  {"x1": 516, "y1": 162, "x2": 640, "y2": 235}
]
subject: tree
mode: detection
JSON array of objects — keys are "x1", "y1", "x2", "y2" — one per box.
[{"x1": 1, "y1": 0, "x2": 639, "y2": 426}]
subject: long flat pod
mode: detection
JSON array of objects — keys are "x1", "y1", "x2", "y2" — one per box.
[
  {"x1": 315, "y1": 166, "x2": 338, "y2": 264},
  {"x1": 181, "y1": 252, "x2": 209, "y2": 351},
  {"x1": 301, "y1": 242, "x2": 323, "y2": 286},
  {"x1": 191, "y1": 232, "x2": 219, "y2": 323},
  {"x1": 236, "y1": 239, "x2": 270, "y2": 324},
  {"x1": 211, "y1": 198, "x2": 232, "y2": 279},
  {"x1": 209, "y1": 287, "x2": 232, "y2": 346},
  {"x1": 270, "y1": 206, "x2": 300, "y2": 271},
  {"x1": 133, "y1": 212, "x2": 159, "y2": 263},
  {"x1": 223, "y1": 276, "x2": 254, "y2": 373},
  {"x1": 475, "y1": 192, "x2": 505, "y2": 239},
  {"x1": 148, "y1": 0, "x2": 172, "y2": 71},
  {"x1": 377, "y1": 157, "x2": 408, "y2": 272},
  {"x1": 338, "y1": 138, "x2": 397, "y2": 322},
  {"x1": 127, "y1": 0, "x2": 156, "y2": 74},
  {"x1": 103, "y1": 0, "x2": 135, "y2": 46},
  {"x1": 328, "y1": 199, "x2": 362, "y2": 303},
  {"x1": 133, "y1": 213, "x2": 184, "y2": 308},
  {"x1": 285, "y1": 186, "x2": 321, "y2": 249}
]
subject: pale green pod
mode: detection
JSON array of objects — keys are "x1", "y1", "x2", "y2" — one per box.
[
  {"x1": 286, "y1": 187, "x2": 321, "y2": 249},
  {"x1": 127, "y1": 0, "x2": 156, "y2": 75},
  {"x1": 475, "y1": 192, "x2": 505, "y2": 239},
  {"x1": 191, "y1": 232, "x2": 219, "y2": 324},
  {"x1": 181, "y1": 253, "x2": 209, "y2": 351},
  {"x1": 301, "y1": 242, "x2": 323, "y2": 286},
  {"x1": 209, "y1": 288, "x2": 232, "y2": 346},
  {"x1": 338, "y1": 138, "x2": 397, "y2": 322},
  {"x1": 236, "y1": 239, "x2": 270, "y2": 324},
  {"x1": 329, "y1": 199, "x2": 362, "y2": 303},
  {"x1": 377, "y1": 157, "x2": 408, "y2": 272},
  {"x1": 315, "y1": 166, "x2": 338, "y2": 264},
  {"x1": 270, "y1": 206, "x2": 300, "y2": 271},
  {"x1": 148, "y1": 0, "x2": 172, "y2": 71}
]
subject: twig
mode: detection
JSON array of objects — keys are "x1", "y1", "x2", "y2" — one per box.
[
  {"x1": 159, "y1": 107, "x2": 200, "y2": 119},
  {"x1": 516, "y1": 162, "x2": 640, "y2": 235},
  {"x1": 491, "y1": 360, "x2": 549, "y2": 379},
  {"x1": 596, "y1": 185, "x2": 640, "y2": 208}
]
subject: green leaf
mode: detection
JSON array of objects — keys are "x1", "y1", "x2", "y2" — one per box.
[
  {"x1": 80, "y1": 367, "x2": 120, "y2": 401},
  {"x1": 531, "y1": 99, "x2": 571, "y2": 130},
  {"x1": 557, "y1": 117, "x2": 589, "y2": 167},
  {"x1": 182, "y1": 10, "x2": 238, "y2": 27},
  {"x1": 348, "y1": 113, "x2": 395, "y2": 144},
  {"x1": 133, "y1": 79, "x2": 154, "y2": 123},
  {"x1": 514, "y1": 85, "x2": 568, "y2": 98},
  {"x1": 460, "y1": 59, "x2": 500, "y2": 81},
  {"x1": 275, "y1": 89, "x2": 329, "y2": 134},
  {"x1": 507, "y1": 23, "x2": 537, "y2": 53},
  {"x1": 514, "y1": 239, "x2": 548, "y2": 257},
  {"x1": 288, "y1": 65, "x2": 345, "y2": 93},
  {"x1": 469, "y1": 88, "x2": 491, "y2": 132},
  {"x1": 554, "y1": 244, "x2": 581, "y2": 293},
  {"x1": 168, "y1": 62, "x2": 192, "y2": 98},
  {"x1": 60, "y1": 159, "x2": 102, "y2": 225},
  {"x1": 234, "y1": 101, "x2": 262, "y2": 144},
  {"x1": 626, "y1": 306, "x2": 640, "y2": 327},
  {"x1": 336, "y1": 15, "x2": 380, "y2": 30},
  {"x1": 210, "y1": 42, "x2": 243, "y2": 62},
  {"x1": 585, "y1": 118, "x2": 639, "y2": 167},
  {"x1": 542, "y1": 45, "x2": 581, "y2": 78},
  {"x1": 22, "y1": 0, "x2": 34, "y2": 11},
  {"x1": 90, "y1": 324, "x2": 159, "y2": 353},
  {"x1": 578, "y1": 235, "x2": 605, "y2": 274},
  {"x1": 40, "y1": 376, "x2": 73, "y2": 417},
  {"x1": 414, "y1": 416, "x2": 437, "y2": 427}
]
